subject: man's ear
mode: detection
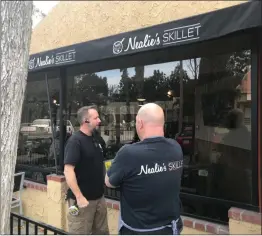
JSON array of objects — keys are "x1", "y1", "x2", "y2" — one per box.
[{"x1": 138, "y1": 118, "x2": 143, "y2": 129}]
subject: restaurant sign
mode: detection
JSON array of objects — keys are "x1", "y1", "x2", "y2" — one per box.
[
  {"x1": 113, "y1": 23, "x2": 201, "y2": 55},
  {"x1": 28, "y1": 49, "x2": 76, "y2": 70}
]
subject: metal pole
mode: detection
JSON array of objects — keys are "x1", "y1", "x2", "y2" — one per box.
[
  {"x1": 179, "y1": 60, "x2": 184, "y2": 133},
  {"x1": 59, "y1": 68, "x2": 66, "y2": 172},
  {"x1": 192, "y1": 58, "x2": 197, "y2": 156},
  {"x1": 45, "y1": 73, "x2": 58, "y2": 175}
]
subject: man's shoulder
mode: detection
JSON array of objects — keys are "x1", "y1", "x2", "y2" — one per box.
[
  {"x1": 116, "y1": 138, "x2": 182, "y2": 156},
  {"x1": 124, "y1": 138, "x2": 181, "y2": 149},
  {"x1": 165, "y1": 137, "x2": 182, "y2": 147},
  {"x1": 122, "y1": 141, "x2": 145, "y2": 152},
  {"x1": 164, "y1": 138, "x2": 183, "y2": 153},
  {"x1": 117, "y1": 143, "x2": 132, "y2": 155},
  {"x1": 139, "y1": 137, "x2": 181, "y2": 148},
  {"x1": 66, "y1": 131, "x2": 82, "y2": 145},
  {"x1": 115, "y1": 143, "x2": 140, "y2": 158}
]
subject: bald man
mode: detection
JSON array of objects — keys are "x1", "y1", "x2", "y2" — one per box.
[{"x1": 105, "y1": 103, "x2": 183, "y2": 235}]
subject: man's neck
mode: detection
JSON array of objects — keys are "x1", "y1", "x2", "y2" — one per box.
[
  {"x1": 141, "y1": 131, "x2": 164, "y2": 141},
  {"x1": 80, "y1": 126, "x2": 92, "y2": 136}
]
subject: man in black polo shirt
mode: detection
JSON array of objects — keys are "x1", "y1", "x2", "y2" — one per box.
[
  {"x1": 64, "y1": 105, "x2": 109, "y2": 235},
  {"x1": 105, "y1": 103, "x2": 183, "y2": 235}
]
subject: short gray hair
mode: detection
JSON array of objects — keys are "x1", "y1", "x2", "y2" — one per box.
[{"x1": 77, "y1": 105, "x2": 97, "y2": 125}]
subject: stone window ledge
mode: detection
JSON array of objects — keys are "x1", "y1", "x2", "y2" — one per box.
[
  {"x1": 23, "y1": 174, "x2": 66, "y2": 192},
  {"x1": 229, "y1": 207, "x2": 261, "y2": 225},
  {"x1": 24, "y1": 180, "x2": 47, "y2": 192}
]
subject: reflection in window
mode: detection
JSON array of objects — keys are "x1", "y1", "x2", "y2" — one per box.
[
  {"x1": 17, "y1": 77, "x2": 60, "y2": 183},
  {"x1": 194, "y1": 50, "x2": 251, "y2": 203},
  {"x1": 65, "y1": 49, "x2": 252, "y2": 222}
]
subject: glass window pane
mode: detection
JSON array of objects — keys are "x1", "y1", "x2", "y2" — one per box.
[
  {"x1": 66, "y1": 49, "x2": 253, "y2": 222},
  {"x1": 17, "y1": 73, "x2": 60, "y2": 184}
]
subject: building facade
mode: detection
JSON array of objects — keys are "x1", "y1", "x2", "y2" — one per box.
[{"x1": 17, "y1": 1, "x2": 261, "y2": 231}]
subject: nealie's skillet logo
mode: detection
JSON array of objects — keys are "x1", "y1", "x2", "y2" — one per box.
[
  {"x1": 113, "y1": 38, "x2": 125, "y2": 55},
  {"x1": 113, "y1": 33, "x2": 161, "y2": 55},
  {"x1": 28, "y1": 49, "x2": 76, "y2": 70},
  {"x1": 137, "y1": 160, "x2": 183, "y2": 176},
  {"x1": 112, "y1": 23, "x2": 201, "y2": 55}
]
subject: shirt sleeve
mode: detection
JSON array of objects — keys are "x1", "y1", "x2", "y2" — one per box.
[
  {"x1": 64, "y1": 138, "x2": 81, "y2": 166},
  {"x1": 107, "y1": 145, "x2": 129, "y2": 187}
]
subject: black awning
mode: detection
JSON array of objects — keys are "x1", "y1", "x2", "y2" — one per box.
[{"x1": 28, "y1": 1, "x2": 261, "y2": 73}]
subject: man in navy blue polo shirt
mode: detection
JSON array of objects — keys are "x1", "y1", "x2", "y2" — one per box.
[{"x1": 105, "y1": 103, "x2": 183, "y2": 235}]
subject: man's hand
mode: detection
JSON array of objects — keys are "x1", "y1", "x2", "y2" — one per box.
[
  {"x1": 76, "y1": 195, "x2": 89, "y2": 208},
  {"x1": 105, "y1": 173, "x2": 117, "y2": 188}
]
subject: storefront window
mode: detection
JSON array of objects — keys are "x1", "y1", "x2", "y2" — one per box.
[
  {"x1": 65, "y1": 49, "x2": 252, "y2": 222},
  {"x1": 181, "y1": 50, "x2": 252, "y2": 221},
  {"x1": 15, "y1": 48, "x2": 253, "y2": 221},
  {"x1": 17, "y1": 74, "x2": 60, "y2": 183},
  {"x1": 193, "y1": 50, "x2": 252, "y2": 203}
]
